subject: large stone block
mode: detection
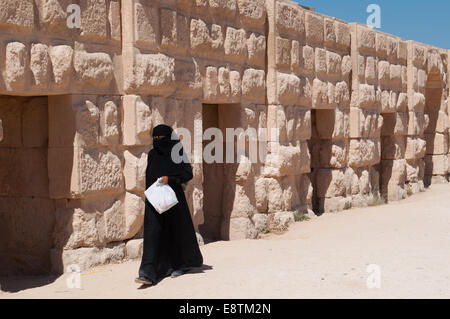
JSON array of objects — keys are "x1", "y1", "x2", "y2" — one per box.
[
  {"x1": 224, "y1": 27, "x2": 248, "y2": 62},
  {"x1": 108, "y1": 1, "x2": 121, "y2": 41},
  {"x1": 160, "y1": 9, "x2": 189, "y2": 51},
  {"x1": 78, "y1": 148, "x2": 124, "y2": 195},
  {"x1": 237, "y1": 0, "x2": 265, "y2": 25},
  {"x1": 241, "y1": 68, "x2": 265, "y2": 102},
  {"x1": 316, "y1": 169, "x2": 346, "y2": 198},
  {"x1": 99, "y1": 99, "x2": 120, "y2": 145},
  {"x1": 405, "y1": 137, "x2": 426, "y2": 160},
  {"x1": 73, "y1": 49, "x2": 113, "y2": 87},
  {"x1": 209, "y1": 0, "x2": 237, "y2": 17},
  {"x1": 407, "y1": 111, "x2": 427, "y2": 136},
  {"x1": 327, "y1": 51, "x2": 342, "y2": 77},
  {"x1": 382, "y1": 136, "x2": 406, "y2": 160},
  {"x1": 30, "y1": 43, "x2": 50, "y2": 87},
  {"x1": 123, "y1": 192, "x2": 145, "y2": 239},
  {"x1": 48, "y1": 147, "x2": 124, "y2": 199},
  {"x1": 134, "y1": 3, "x2": 157, "y2": 45},
  {"x1": 311, "y1": 140, "x2": 347, "y2": 169},
  {"x1": 349, "y1": 108, "x2": 382, "y2": 138},
  {"x1": 357, "y1": 26, "x2": 376, "y2": 52},
  {"x1": 122, "y1": 95, "x2": 153, "y2": 146},
  {"x1": 358, "y1": 84, "x2": 376, "y2": 109},
  {"x1": 315, "y1": 108, "x2": 349, "y2": 139},
  {"x1": 335, "y1": 81, "x2": 350, "y2": 108},
  {"x1": 123, "y1": 149, "x2": 148, "y2": 192},
  {"x1": 4, "y1": 42, "x2": 27, "y2": 89},
  {"x1": 424, "y1": 154, "x2": 448, "y2": 175},
  {"x1": 221, "y1": 217, "x2": 257, "y2": 240},
  {"x1": 276, "y1": 1, "x2": 304, "y2": 34},
  {"x1": 174, "y1": 59, "x2": 202, "y2": 97},
  {"x1": 276, "y1": 37, "x2": 291, "y2": 68},
  {"x1": 305, "y1": 12, "x2": 323, "y2": 44},
  {"x1": 264, "y1": 142, "x2": 310, "y2": 177},
  {"x1": 247, "y1": 33, "x2": 266, "y2": 66},
  {"x1": 348, "y1": 138, "x2": 381, "y2": 167},
  {"x1": 312, "y1": 78, "x2": 328, "y2": 109},
  {"x1": 426, "y1": 110, "x2": 449, "y2": 134},
  {"x1": 80, "y1": 0, "x2": 107, "y2": 39},
  {"x1": 35, "y1": 0, "x2": 67, "y2": 32},
  {"x1": 50, "y1": 243, "x2": 125, "y2": 274},
  {"x1": 49, "y1": 45, "x2": 74, "y2": 88},
  {"x1": 0, "y1": 0, "x2": 34, "y2": 29},
  {"x1": 425, "y1": 133, "x2": 449, "y2": 155},
  {"x1": 335, "y1": 21, "x2": 350, "y2": 49},
  {"x1": 131, "y1": 53, "x2": 175, "y2": 94},
  {"x1": 277, "y1": 72, "x2": 301, "y2": 104},
  {"x1": 190, "y1": 19, "x2": 224, "y2": 55}
]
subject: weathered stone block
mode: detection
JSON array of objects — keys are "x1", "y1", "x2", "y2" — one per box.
[
  {"x1": 124, "y1": 150, "x2": 148, "y2": 192},
  {"x1": 357, "y1": 27, "x2": 376, "y2": 52},
  {"x1": 134, "y1": 3, "x2": 157, "y2": 45},
  {"x1": 277, "y1": 72, "x2": 301, "y2": 104},
  {"x1": 122, "y1": 95, "x2": 152, "y2": 146},
  {"x1": 49, "y1": 45, "x2": 73, "y2": 88},
  {"x1": 405, "y1": 137, "x2": 426, "y2": 160},
  {"x1": 247, "y1": 33, "x2": 266, "y2": 66},
  {"x1": 312, "y1": 78, "x2": 328, "y2": 109},
  {"x1": 332, "y1": 21, "x2": 349, "y2": 48},
  {"x1": 78, "y1": 148, "x2": 124, "y2": 195},
  {"x1": 4, "y1": 42, "x2": 27, "y2": 89},
  {"x1": 316, "y1": 169, "x2": 346, "y2": 198},
  {"x1": 74, "y1": 49, "x2": 113, "y2": 87},
  {"x1": 305, "y1": 12, "x2": 323, "y2": 44},
  {"x1": 378, "y1": 61, "x2": 390, "y2": 86},
  {"x1": 276, "y1": 1, "x2": 304, "y2": 34},
  {"x1": 30, "y1": 43, "x2": 50, "y2": 87},
  {"x1": 348, "y1": 138, "x2": 381, "y2": 167},
  {"x1": 0, "y1": 0, "x2": 34, "y2": 29},
  {"x1": 80, "y1": 0, "x2": 107, "y2": 39},
  {"x1": 327, "y1": 51, "x2": 342, "y2": 77},
  {"x1": 276, "y1": 37, "x2": 291, "y2": 68},
  {"x1": 237, "y1": 0, "x2": 265, "y2": 25},
  {"x1": 425, "y1": 133, "x2": 449, "y2": 155},
  {"x1": 224, "y1": 27, "x2": 247, "y2": 62},
  {"x1": 358, "y1": 84, "x2": 376, "y2": 109},
  {"x1": 109, "y1": 1, "x2": 121, "y2": 41},
  {"x1": 264, "y1": 142, "x2": 310, "y2": 177},
  {"x1": 132, "y1": 53, "x2": 175, "y2": 94},
  {"x1": 241, "y1": 68, "x2": 265, "y2": 102},
  {"x1": 382, "y1": 136, "x2": 406, "y2": 160},
  {"x1": 424, "y1": 154, "x2": 448, "y2": 175}
]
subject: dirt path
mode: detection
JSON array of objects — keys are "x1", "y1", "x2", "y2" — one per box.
[{"x1": 2, "y1": 184, "x2": 450, "y2": 299}]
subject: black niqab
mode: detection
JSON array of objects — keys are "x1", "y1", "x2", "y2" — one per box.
[{"x1": 138, "y1": 124, "x2": 203, "y2": 284}]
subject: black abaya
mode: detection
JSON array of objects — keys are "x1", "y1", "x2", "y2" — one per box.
[{"x1": 138, "y1": 131, "x2": 203, "y2": 284}]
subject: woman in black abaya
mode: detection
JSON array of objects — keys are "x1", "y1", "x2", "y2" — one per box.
[{"x1": 135, "y1": 124, "x2": 203, "y2": 285}]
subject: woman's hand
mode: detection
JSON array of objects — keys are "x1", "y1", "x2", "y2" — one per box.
[{"x1": 161, "y1": 176, "x2": 169, "y2": 185}]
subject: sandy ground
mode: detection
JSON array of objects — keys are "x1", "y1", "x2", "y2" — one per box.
[{"x1": 1, "y1": 184, "x2": 450, "y2": 299}]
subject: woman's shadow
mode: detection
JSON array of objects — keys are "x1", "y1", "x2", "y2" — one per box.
[{"x1": 137, "y1": 264, "x2": 213, "y2": 289}]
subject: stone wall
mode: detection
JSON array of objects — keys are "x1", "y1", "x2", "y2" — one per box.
[{"x1": 0, "y1": 0, "x2": 449, "y2": 275}]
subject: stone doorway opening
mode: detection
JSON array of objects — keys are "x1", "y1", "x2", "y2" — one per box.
[
  {"x1": 308, "y1": 108, "x2": 336, "y2": 215},
  {"x1": 424, "y1": 71, "x2": 446, "y2": 186},
  {"x1": 199, "y1": 103, "x2": 241, "y2": 242},
  {"x1": 379, "y1": 112, "x2": 397, "y2": 200},
  {"x1": 0, "y1": 95, "x2": 56, "y2": 276}
]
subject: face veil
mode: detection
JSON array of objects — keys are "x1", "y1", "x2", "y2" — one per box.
[{"x1": 152, "y1": 124, "x2": 179, "y2": 157}]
